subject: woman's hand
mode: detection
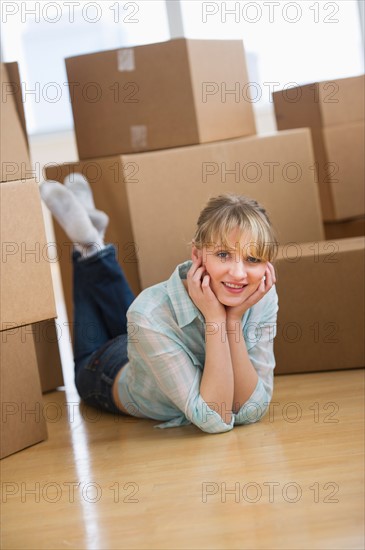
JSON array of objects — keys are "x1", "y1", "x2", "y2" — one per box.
[
  {"x1": 226, "y1": 262, "x2": 277, "y2": 322},
  {"x1": 186, "y1": 256, "x2": 226, "y2": 323}
]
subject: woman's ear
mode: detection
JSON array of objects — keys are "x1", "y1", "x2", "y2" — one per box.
[{"x1": 191, "y1": 245, "x2": 202, "y2": 262}]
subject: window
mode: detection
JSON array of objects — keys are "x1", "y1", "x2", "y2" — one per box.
[
  {"x1": 180, "y1": 0, "x2": 364, "y2": 106},
  {"x1": 1, "y1": 1, "x2": 169, "y2": 133}
]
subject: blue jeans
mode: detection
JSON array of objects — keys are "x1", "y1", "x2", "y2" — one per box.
[{"x1": 72, "y1": 244, "x2": 135, "y2": 414}]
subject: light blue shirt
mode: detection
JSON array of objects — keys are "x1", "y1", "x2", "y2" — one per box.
[{"x1": 118, "y1": 260, "x2": 279, "y2": 434}]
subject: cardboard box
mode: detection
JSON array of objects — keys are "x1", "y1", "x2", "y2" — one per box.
[
  {"x1": 46, "y1": 129, "x2": 324, "y2": 328},
  {"x1": 324, "y1": 217, "x2": 365, "y2": 240},
  {"x1": 1, "y1": 327, "x2": 48, "y2": 459},
  {"x1": 0, "y1": 62, "x2": 32, "y2": 183},
  {"x1": 32, "y1": 320, "x2": 64, "y2": 393},
  {"x1": 320, "y1": 121, "x2": 365, "y2": 219},
  {"x1": 274, "y1": 237, "x2": 365, "y2": 374},
  {"x1": 1, "y1": 320, "x2": 64, "y2": 393},
  {"x1": 0, "y1": 178, "x2": 57, "y2": 329},
  {"x1": 273, "y1": 76, "x2": 365, "y2": 221},
  {"x1": 66, "y1": 38, "x2": 256, "y2": 159},
  {"x1": 273, "y1": 75, "x2": 364, "y2": 130}
]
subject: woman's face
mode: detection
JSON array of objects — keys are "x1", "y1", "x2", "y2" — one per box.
[{"x1": 195, "y1": 227, "x2": 268, "y2": 307}]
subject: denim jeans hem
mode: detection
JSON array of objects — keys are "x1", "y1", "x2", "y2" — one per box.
[{"x1": 72, "y1": 243, "x2": 115, "y2": 265}]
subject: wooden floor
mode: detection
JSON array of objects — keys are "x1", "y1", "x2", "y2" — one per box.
[{"x1": 1, "y1": 369, "x2": 364, "y2": 550}]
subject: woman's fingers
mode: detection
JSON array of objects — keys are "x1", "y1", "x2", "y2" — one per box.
[
  {"x1": 187, "y1": 257, "x2": 202, "y2": 280},
  {"x1": 265, "y1": 266, "x2": 272, "y2": 289},
  {"x1": 192, "y1": 267, "x2": 205, "y2": 284},
  {"x1": 201, "y1": 273, "x2": 210, "y2": 289},
  {"x1": 187, "y1": 259, "x2": 208, "y2": 299},
  {"x1": 260, "y1": 262, "x2": 276, "y2": 292},
  {"x1": 267, "y1": 262, "x2": 276, "y2": 284}
]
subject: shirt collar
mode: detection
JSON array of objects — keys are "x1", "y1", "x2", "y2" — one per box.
[{"x1": 167, "y1": 260, "x2": 206, "y2": 328}]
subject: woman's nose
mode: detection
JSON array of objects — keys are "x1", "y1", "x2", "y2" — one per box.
[{"x1": 228, "y1": 260, "x2": 247, "y2": 280}]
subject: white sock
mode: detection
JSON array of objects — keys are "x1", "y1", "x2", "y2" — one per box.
[
  {"x1": 88, "y1": 209, "x2": 109, "y2": 241},
  {"x1": 40, "y1": 180, "x2": 105, "y2": 258},
  {"x1": 64, "y1": 173, "x2": 109, "y2": 239}
]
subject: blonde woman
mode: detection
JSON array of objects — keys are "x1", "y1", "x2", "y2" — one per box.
[{"x1": 41, "y1": 178, "x2": 278, "y2": 434}]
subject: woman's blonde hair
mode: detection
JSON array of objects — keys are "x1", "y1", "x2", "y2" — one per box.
[{"x1": 190, "y1": 193, "x2": 279, "y2": 262}]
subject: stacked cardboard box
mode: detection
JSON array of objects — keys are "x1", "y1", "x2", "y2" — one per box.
[
  {"x1": 45, "y1": 39, "x2": 363, "y2": 376},
  {"x1": 273, "y1": 76, "x2": 365, "y2": 227},
  {"x1": 274, "y1": 237, "x2": 364, "y2": 373},
  {"x1": 65, "y1": 39, "x2": 256, "y2": 158},
  {"x1": 0, "y1": 63, "x2": 62, "y2": 458}
]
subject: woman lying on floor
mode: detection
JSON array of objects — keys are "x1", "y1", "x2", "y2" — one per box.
[{"x1": 41, "y1": 179, "x2": 278, "y2": 434}]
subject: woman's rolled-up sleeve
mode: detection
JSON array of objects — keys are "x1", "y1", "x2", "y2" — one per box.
[
  {"x1": 234, "y1": 287, "x2": 279, "y2": 426},
  {"x1": 128, "y1": 312, "x2": 234, "y2": 434},
  {"x1": 233, "y1": 376, "x2": 271, "y2": 425},
  {"x1": 183, "y1": 370, "x2": 234, "y2": 433}
]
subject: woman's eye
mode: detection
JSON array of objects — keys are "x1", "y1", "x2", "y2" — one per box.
[
  {"x1": 217, "y1": 252, "x2": 229, "y2": 259},
  {"x1": 247, "y1": 256, "x2": 261, "y2": 263}
]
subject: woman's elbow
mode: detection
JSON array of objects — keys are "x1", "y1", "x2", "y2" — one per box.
[
  {"x1": 192, "y1": 413, "x2": 234, "y2": 434},
  {"x1": 234, "y1": 400, "x2": 270, "y2": 426}
]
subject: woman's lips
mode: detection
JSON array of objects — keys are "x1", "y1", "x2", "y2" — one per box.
[{"x1": 222, "y1": 282, "x2": 248, "y2": 293}]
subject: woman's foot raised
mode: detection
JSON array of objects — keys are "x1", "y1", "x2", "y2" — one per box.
[
  {"x1": 40, "y1": 180, "x2": 105, "y2": 257},
  {"x1": 64, "y1": 173, "x2": 109, "y2": 240}
]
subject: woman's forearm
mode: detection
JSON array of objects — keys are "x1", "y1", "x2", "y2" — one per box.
[
  {"x1": 200, "y1": 318, "x2": 234, "y2": 425},
  {"x1": 226, "y1": 318, "x2": 259, "y2": 413}
]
